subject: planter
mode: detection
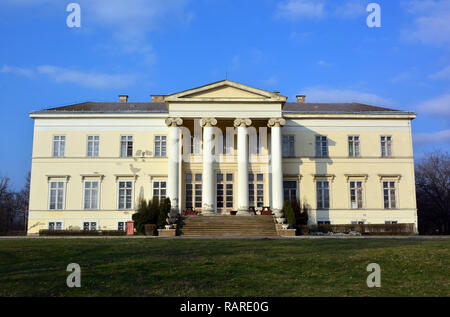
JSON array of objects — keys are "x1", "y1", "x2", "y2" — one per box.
[
  {"x1": 158, "y1": 229, "x2": 177, "y2": 237},
  {"x1": 144, "y1": 224, "x2": 157, "y2": 236}
]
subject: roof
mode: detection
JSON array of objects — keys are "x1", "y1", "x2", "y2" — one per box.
[
  {"x1": 283, "y1": 102, "x2": 410, "y2": 114},
  {"x1": 30, "y1": 101, "x2": 413, "y2": 115},
  {"x1": 31, "y1": 102, "x2": 168, "y2": 114}
]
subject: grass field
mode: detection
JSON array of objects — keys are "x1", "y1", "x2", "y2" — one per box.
[{"x1": 0, "y1": 238, "x2": 449, "y2": 297}]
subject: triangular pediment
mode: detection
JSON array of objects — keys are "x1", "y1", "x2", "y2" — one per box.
[{"x1": 165, "y1": 80, "x2": 287, "y2": 102}]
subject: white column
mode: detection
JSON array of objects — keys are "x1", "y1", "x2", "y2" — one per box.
[
  {"x1": 268, "y1": 118, "x2": 286, "y2": 218},
  {"x1": 201, "y1": 118, "x2": 217, "y2": 215},
  {"x1": 165, "y1": 117, "x2": 183, "y2": 216},
  {"x1": 235, "y1": 118, "x2": 252, "y2": 216}
]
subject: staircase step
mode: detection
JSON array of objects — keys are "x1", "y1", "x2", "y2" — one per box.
[{"x1": 179, "y1": 215, "x2": 279, "y2": 237}]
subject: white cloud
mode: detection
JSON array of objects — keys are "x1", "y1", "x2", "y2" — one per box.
[
  {"x1": 429, "y1": 65, "x2": 450, "y2": 80},
  {"x1": 414, "y1": 129, "x2": 450, "y2": 146},
  {"x1": 299, "y1": 86, "x2": 392, "y2": 106},
  {"x1": 417, "y1": 94, "x2": 450, "y2": 117},
  {"x1": 317, "y1": 60, "x2": 331, "y2": 67},
  {"x1": 402, "y1": 0, "x2": 450, "y2": 47},
  {"x1": 276, "y1": 0, "x2": 325, "y2": 20},
  {"x1": 1, "y1": 65, "x2": 34, "y2": 78},
  {"x1": 1, "y1": 64, "x2": 135, "y2": 89},
  {"x1": 1, "y1": 0, "x2": 193, "y2": 64},
  {"x1": 334, "y1": 1, "x2": 366, "y2": 19}
]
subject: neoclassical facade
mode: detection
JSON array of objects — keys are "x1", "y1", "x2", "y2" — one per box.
[{"x1": 27, "y1": 80, "x2": 418, "y2": 234}]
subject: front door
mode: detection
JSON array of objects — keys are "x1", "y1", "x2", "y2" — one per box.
[{"x1": 216, "y1": 173, "x2": 234, "y2": 214}]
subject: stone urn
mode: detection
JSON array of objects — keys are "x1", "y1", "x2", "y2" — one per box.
[
  {"x1": 282, "y1": 224, "x2": 289, "y2": 230},
  {"x1": 276, "y1": 218, "x2": 286, "y2": 224},
  {"x1": 165, "y1": 225, "x2": 172, "y2": 230}
]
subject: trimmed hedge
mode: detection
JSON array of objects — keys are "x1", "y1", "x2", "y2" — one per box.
[
  {"x1": 39, "y1": 230, "x2": 126, "y2": 236},
  {"x1": 309, "y1": 223, "x2": 415, "y2": 235}
]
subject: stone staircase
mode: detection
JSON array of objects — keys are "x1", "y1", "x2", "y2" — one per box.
[{"x1": 179, "y1": 215, "x2": 278, "y2": 237}]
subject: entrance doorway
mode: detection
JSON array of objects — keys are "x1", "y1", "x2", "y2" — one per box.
[{"x1": 216, "y1": 172, "x2": 234, "y2": 214}]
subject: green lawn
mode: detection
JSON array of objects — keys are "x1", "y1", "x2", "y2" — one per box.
[{"x1": 0, "y1": 238, "x2": 449, "y2": 297}]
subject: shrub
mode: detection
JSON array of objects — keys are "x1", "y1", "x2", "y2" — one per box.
[
  {"x1": 39, "y1": 230, "x2": 126, "y2": 236},
  {"x1": 132, "y1": 197, "x2": 161, "y2": 234},
  {"x1": 283, "y1": 200, "x2": 296, "y2": 225}
]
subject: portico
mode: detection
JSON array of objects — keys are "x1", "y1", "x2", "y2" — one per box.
[{"x1": 163, "y1": 80, "x2": 287, "y2": 216}]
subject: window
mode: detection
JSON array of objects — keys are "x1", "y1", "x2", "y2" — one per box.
[
  {"x1": 318, "y1": 221, "x2": 331, "y2": 225},
  {"x1": 48, "y1": 181, "x2": 65, "y2": 210},
  {"x1": 87, "y1": 135, "x2": 99, "y2": 157},
  {"x1": 282, "y1": 135, "x2": 295, "y2": 157},
  {"x1": 83, "y1": 181, "x2": 99, "y2": 210},
  {"x1": 381, "y1": 136, "x2": 392, "y2": 157},
  {"x1": 48, "y1": 221, "x2": 63, "y2": 230},
  {"x1": 316, "y1": 180, "x2": 330, "y2": 209},
  {"x1": 385, "y1": 221, "x2": 398, "y2": 224},
  {"x1": 349, "y1": 181, "x2": 363, "y2": 209},
  {"x1": 283, "y1": 181, "x2": 297, "y2": 203},
  {"x1": 118, "y1": 221, "x2": 127, "y2": 231},
  {"x1": 52, "y1": 135, "x2": 65, "y2": 157},
  {"x1": 315, "y1": 135, "x2": 328, "y2": 157},
  {"x1": 185, "y1": 173, "x2": 202, "y2": 210},
  {"x1": 351, "y1": 221, "x2": 365, "y2": 224},
  {"x1": 155, "y1": 135, "x2": 167, "y2": 157},
  {"x1": 249, "y1": 174, "x2": 264, "y2": 208},
  {"x1": 383, "y1": 181, "x2": 397, "y2": 209},
  {"x1": 217, "y1": 173, "x2": 233, "y2": 212},
  {"x1": 118, "y1": 181, "x2": 134, "y2": 210},
  {"x1": 120, "y1": 136, "x2": 133, "y2": 157},
  {"x1": 348, "y1": 136, "x2": 360, "y2": 157},
  {"x1": 153, "y1": 181, "x2": 167, "y2": 201},
  {"x1": 83, "y1": 222, "x2": 97, "y2": 231}
]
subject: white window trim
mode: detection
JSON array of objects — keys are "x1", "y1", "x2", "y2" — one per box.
[
  {"x1": 154, "y1": 135, "x2": 168, "y2": 157},
  {"x1": 52, "y1": 134, "x2": 66, "y2": 157},
  {"x1": 82, "y1": 179, "x2": 101, "y2": 210},
  {"x1": 282, "y1": 134, "x2": 296, "y2": 157},
  {"x1": 47, "y1": 220, "x2": 64, "y2": 230},
  {"x1": 86, "y1": 135, "x2": 100, "y2": 158},
  {"x1": 120, "y1": 135, "x2": 134, "y2": 158},
  {"x1": 381, "y1": 135, "x2": 393, "y2": 157},
  {"x1": 82, "y1": 220, "x2": 98, "y2": 231},
  {"x1": 315, "y1": 135, "x2": 329, "y2": 157},
  {"x1": 382, "y1": 179, "x2": 399, "y2": 209},
  {"x1": 348, "y1": 179, "x2": 366, "y2": 210},
  {"x1": 117, "y1": 179, "x2": 135, "y2": 210},
  {"x1": 47, "y1": 179, "x2": 67, "y2": 211},
  {"x1": 117, "y1": 220, "x2": 129, "y2": 231},
  {"x1": 348, "y1": 135, "x2": 361, "y2": 157},
  {"x1": 283, "y1": 179, "x2": 299, "y2": 203},
  {"x1": 151, "y1": 179, "x2": 168, "y2": 201},
  {"x1": 315, "y1": 179, "x2": 331, "y2": 210}
]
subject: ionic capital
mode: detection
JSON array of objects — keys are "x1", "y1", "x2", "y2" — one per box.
[
  {"x1": 267, "y1": 118, "x2": 286, "y2": 128},
  {"x1": 233, "y1": 118, "x2": 252, "y2": 128},
  {"x1": 201, "y1": 118, "x2": 218, "y2": 127},
  {"x1": 165, "y1": 117, "x2": 183, "y2": 127}
]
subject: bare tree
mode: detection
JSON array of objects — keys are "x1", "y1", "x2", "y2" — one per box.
[
  {"x1": 0, "y1": 173, "x2": 30, "y2": 234},
  {"x1": 415, "y1": 151, "x2": 450, "y2": 234}
]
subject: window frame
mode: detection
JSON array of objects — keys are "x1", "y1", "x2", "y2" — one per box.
[
  {"x1": 152, "y1": 180, "x2": 167, "y2": 202},
  {"x1": 349, "y1": 180, "x2": 364, "y2": 209},
  {"x1": 282, "y1": 135, "x2": 295, "y2": 157},
  {"x1": 82, "y1": 180, "x2": 100, "y2": 210},
  {"x1": 315, "y1": 135, "x2": 329, "y2": 157},
  {"x1": 249, "y1": 173, "x2": 265, "y2": 208},
  {"x1": 117, "y1": 180, "x2": 135, "y2": 210},
  {"x1": 48, "y1": 180, "x2": 67, "y2": 211},
  {"x1": 82, "y1": 221, "x2": 98, "y2": 231},
  {"x1": 348, "y1": 135, "x2": 360, "y2": 157},
  {"x1": 382, "y1": 180, "x2": 398, "y2": 209},
  {"x1": 154, "y1": 135, "x2": 167, "y2": 157},
  {"x1": 52, "y1": 135, "x2": 66, "y2": 157},
  {"x1": 47, "y1": 220, "x2": 64, "y2": 230},
  {"x1": 283, "y1": 180, "x2": 298, "y2": 203},
  {"x1": 120, "y1": 135, "x2": 134, "y2": 158},
  {"x1": 316, "y1": 180, "x2": 330, "y2": 210},
  {"x1": 87, "y1": 135, "x2": 100, "y2": 157},
  {"x1": 185, "y1": 173, "x2": 203, "y2": 211},
  {"x1": 381, "y1": 135, "x2": 392, "y2": 157}
]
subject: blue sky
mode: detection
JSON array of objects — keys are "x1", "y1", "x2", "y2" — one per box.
[{"x1": 1, "y1": 0, "x2": 449, "y2": 189}]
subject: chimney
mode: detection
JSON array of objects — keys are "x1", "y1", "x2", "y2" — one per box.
[
  {"x1": 119, "y1": 95, "x2": 128, "y2": 103},
  {"x1": 296, "y1": 95, "x2": 306, "y2": 103},
  {"x1": 151, "y1": 95, "x2": 165, "y2": 102}
]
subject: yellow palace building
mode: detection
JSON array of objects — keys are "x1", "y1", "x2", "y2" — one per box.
[{"x1": 27, "y1": 80, "x2": 418, "y2": 234}]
